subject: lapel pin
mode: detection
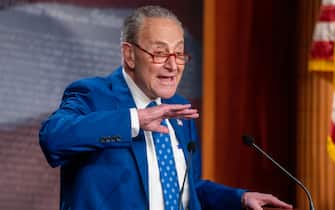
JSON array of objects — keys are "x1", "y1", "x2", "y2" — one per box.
[{"x1": 176, "y1": 119, "x2": 183, "y2": 126}]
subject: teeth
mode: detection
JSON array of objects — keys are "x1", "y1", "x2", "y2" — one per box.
[{"x1": 158, "y1": 76, "x2": 175, "y2": 84}]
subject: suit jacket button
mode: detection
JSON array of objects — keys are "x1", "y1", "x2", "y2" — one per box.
[
  {"x1": 100, "y1": 137, "x2": 106, "y2": 143},
  {"x1": 114, "y1": 136, "x2": 121, "y2": 141}
]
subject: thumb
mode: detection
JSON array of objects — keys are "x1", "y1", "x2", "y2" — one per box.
[
  {"x1": 247, "y1": 200, "x2": 263, "y2": 210},
  {"x1": 154, "y1": 125, "x2": 169, "y2": 134}
]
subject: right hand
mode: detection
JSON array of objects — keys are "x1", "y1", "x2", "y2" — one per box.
[{"x1": 137, "y1": 103, "x2": 199, "y2": 133}]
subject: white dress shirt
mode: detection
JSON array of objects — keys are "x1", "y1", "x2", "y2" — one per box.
[{"x1": 122, "y1": 69, "x2": 189, "y2": 210}]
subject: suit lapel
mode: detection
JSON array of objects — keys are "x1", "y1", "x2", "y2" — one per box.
[
  {"x1": 131, "y1": 131, "x2": 149, "y2": 202},
  {"x1": 169, "y1": 118, "x2": 188, "y2": 157},
  {"x1": 171, "y1": 116, "x2": 202, "y2": 210},
  {"x1": 107, "y1": 67, "x2": 149, "y2": 202}
]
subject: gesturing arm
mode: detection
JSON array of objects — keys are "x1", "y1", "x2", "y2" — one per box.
[{"x1": 39, "y1": 79, "x2": 133, "y2": 167}]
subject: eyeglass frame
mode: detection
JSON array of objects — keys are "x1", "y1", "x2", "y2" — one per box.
[{"x1": 129, "y1": 42, "x2": 191, "y2": 65}]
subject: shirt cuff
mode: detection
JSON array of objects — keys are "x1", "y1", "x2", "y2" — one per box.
[{"x1": 130, "y1": 108, "x2": 140, "y2": 137}]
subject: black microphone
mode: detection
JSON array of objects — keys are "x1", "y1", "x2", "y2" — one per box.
[
  {"x1": 178, "y1": 141, "x2": 196, "y2": 210},
  {"x1": 242, "y1": 135, "x2": 315, "y2": 210}
]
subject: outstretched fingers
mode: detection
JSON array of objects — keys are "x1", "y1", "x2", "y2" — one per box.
[
  {"x1": 242, "y1": 192, "x2": 293, "y2": 210},
  {"x1": 264, "y1": 195, "x2": 293, "y2": 209},
  {"x1": 137, "y1": 103, "x2": 199, "y2": 133},
  {"x1": 162, "y1": 104, "x2": 199, "y2": 119}
]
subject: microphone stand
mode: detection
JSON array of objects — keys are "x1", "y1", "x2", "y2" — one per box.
[
  {"x1": 242, "y1": 135, "x2": 315, "y2": 210},
  {"x1": 178, "y1": 141, "x2": 196, "y2": 210}
]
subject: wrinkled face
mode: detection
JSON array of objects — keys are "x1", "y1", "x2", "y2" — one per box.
[{"x1": 123, "y1": 17, "x2": 185, "y2": 99}]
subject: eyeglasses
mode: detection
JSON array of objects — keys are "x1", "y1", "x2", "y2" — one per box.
[{"x1": 131, "y1": 42, "x2": 191, "y2": 65}]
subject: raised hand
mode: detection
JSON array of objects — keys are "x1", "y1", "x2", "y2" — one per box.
[{"x1": 137, "y1": 103, "x2": 199, "y2": 133}]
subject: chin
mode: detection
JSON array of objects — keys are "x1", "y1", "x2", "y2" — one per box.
[{"x1": 157, "y1": 90, "x2": 176, "y2": 99}]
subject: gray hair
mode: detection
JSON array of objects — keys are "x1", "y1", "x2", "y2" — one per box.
[{"x1": 121, "y1": 5, "x2": 182, "y2": 43}]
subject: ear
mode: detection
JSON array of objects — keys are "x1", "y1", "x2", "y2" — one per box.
[{"x1": 122, "y1": 42, "x2": 135, "y2": 69}]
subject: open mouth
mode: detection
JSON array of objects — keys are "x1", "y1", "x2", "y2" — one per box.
[{"x1": 157, "y1": 75, "x2": 176, "y2": 85}]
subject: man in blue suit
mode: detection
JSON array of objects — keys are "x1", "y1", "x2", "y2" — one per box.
[{"x1": 39, "y1": 5, "x2": 292, "y2": 210}]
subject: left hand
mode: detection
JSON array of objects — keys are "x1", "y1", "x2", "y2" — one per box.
[{"x1": 242, "y1": 192, "x2": 293, "y2": 210}]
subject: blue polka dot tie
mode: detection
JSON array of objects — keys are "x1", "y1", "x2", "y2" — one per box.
[{"x1": 148, "y1": 101, "x2": 182, "y2": 210}]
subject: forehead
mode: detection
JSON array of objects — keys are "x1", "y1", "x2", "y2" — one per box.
[{"x1": 137, "y1": 17, "x2": 184, "y2": 47}]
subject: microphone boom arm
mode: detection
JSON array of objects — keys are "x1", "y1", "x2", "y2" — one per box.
[{"x1": 242, "y1": 135, "x2": 315, "y2": 210}]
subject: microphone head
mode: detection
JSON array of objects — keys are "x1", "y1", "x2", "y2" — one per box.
[
  {"x1": 242, "y1": 135, "x2": 255, "y2": 146},
  {"x1": 187, "y1": 141, "x2": 196, "y2": 153}
]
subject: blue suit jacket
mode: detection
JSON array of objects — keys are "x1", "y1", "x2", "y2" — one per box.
[{"x1": 39, "y1": 67, "x2": 245, "y2": 210}]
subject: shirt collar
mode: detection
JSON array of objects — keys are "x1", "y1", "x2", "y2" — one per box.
[{"x1": 122, "y1": 68, "x2": 161, "y2": 109}]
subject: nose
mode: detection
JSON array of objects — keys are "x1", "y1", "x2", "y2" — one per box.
[{"x1": 164, "y1": 54, "x2": 178, "y2": 71}]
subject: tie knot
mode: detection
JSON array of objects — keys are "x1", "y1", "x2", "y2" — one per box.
[{"x1": 147, "y1": 101, "x2": 157, "y2": 108}]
